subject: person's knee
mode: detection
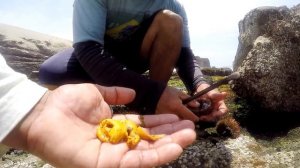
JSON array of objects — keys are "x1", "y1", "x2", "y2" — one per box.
[
  {"x1": 155, "y1": 10, "x2": 183, "y2": 33},
  {"x1": 39, "y1": 61, "x2": 58, "y2": 84},
  {"x1": 140, "y1": 10, "x2": 183, "y2": 60},
  {"x1": 39, "y1": 51, "x2": 70, "y2": 84}
]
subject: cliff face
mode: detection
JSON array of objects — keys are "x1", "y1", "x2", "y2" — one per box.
[{"x1": 0, "y1": 23, "x2": 72, "y2": 81}]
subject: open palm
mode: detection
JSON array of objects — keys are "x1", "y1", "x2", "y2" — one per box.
[{"x1": 13, "y1": 84, "x2": 195, "y2": 168}]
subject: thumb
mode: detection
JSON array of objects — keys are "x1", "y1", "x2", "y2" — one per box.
[
  {"x1": 209, "y1": 92, "x2": 227, "y2": 102},
  {"x1": 179, "y1": 91, "x2": 200, "y2": 108},
  {"x1": 177, "y1": 104, "x2": 199, "y2": 122},
  {"x1": 95, "y1": 85, "x2": 136, "y2": 105}
]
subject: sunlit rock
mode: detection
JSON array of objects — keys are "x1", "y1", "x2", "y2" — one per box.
[
  {"x1": 0, "y1": 23, "x2": 72, "y2": 82},
  {"x1": 233, "y1": 4, "x2": 300, "y2": 112}
]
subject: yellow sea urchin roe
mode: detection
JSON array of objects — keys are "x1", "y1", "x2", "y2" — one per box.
[{"x1": 96, "y1": 119, "x2": 164, "y2": 148}]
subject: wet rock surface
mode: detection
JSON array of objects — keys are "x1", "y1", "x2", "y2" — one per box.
[
  {"x1": 157, "y1": 122, "x2": 300, "y2": 168},
  {"x1": 2, "y1": 126, "x2": 299, "y2": 168},
  {"x1": 232, "y1": 4, "x2": 300, "y2": 113}
]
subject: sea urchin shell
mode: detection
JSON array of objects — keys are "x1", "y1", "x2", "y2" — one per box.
[{"x1": 216, "y1": 117, "x2": 241, "y2": 139}]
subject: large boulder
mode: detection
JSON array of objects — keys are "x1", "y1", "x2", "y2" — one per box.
[
  {"x1": 232, "y1": 4, "x2": 300, "y2": 112},
  {"x1": 0, "y1": 23, "x2": 72, "y2": 81}
]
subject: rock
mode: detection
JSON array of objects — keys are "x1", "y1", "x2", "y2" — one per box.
[
  {"x1": 159, "y1": 127, "x2": 300, "y2": 168},
  {"x1": 0, "y1": 144, "x2": 9, "y2": 157},
  {"x1": 195, "y1": 56, "x2": 211, "y2": 68},
  {"x1": 201, "y1": 67, "x2": 233, "y2": 76},
  {"x1": 1, "y1": 8, "x2": 300, "y2": 167},
  {"x1": 0, "y1": 23, "x2": 72, "y2": 82},
  {"x1": 232, "y1": 4, "x2": 300, "y2": 112}
]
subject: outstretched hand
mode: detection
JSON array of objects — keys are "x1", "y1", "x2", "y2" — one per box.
[
  {"x1": 156, "y1": 86, "x2": 200, "y2": 122},
  {"x1": 194, "y1": 83, "x2": 228, "y2": 122},
  {"x1": 3, "y1": 84, "x2": 196, "y2": 168}
]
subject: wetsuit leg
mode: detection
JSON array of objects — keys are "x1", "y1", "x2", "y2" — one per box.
[{"x1": 39, "y1": 48, "x2": 93, "y2": 86}]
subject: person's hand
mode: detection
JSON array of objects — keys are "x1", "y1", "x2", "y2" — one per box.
[
  {"x1": 101, "y1": 113, "x2": 195, "y2": 168},
  {"x1": 194, "y1": 83, "x2": 228, "y2": 122},
  {"x1": 156, "y1": 86, "x2": 200, "y2": 122},
  {"x1": 3, "y1": 84, "x2": 196, "y2": 168}
]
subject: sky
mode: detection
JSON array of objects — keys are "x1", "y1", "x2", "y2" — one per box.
[{"x1": 0, "y1": 0, "x2": 298, "y2": 68}]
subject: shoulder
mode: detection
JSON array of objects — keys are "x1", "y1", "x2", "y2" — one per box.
[
  {"x1": 74, "y1": 0, "x2": 107, "y2": 8},
  {"x1": 169, "y1": 0, "x2": 186, "y2": 12},
  {"x1": 159, "y1": 0, "x2": 186, "y2": 18}
]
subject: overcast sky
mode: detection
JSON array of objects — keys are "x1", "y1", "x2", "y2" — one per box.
[{"x1": 0, "y1": 0, "x2": 298, "y2": 68}]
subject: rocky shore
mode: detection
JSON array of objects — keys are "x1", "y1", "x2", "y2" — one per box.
[
  {"x1": 1, "y1": 124, "x2": 300, "y2": 168},
  {"x1": 1, "y1": 3, "x2": 300, "y2": 168}
]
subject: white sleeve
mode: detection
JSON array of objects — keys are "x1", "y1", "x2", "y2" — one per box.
[{"x1": 0, "y1": 54, "x2": 47, "y2": 142}]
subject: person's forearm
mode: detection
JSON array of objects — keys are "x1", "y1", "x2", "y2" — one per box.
[
  {"x1": 2, "y1": 91, "x2": 48, "y2": 150},
  {"x1": 176, "y1": 47, "x2": 209, "y2": 93},
  {"x1": 73, "y1": 41, "x2": 166, "y2": 113},
  {"x1": 0, "y1": 55, "x2": 47, "y2": 143}
]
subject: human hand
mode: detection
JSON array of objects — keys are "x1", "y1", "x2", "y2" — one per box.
[
  {"x1": 99, "y1": 113, "x2": 196, "y2": 168},
  {"x1": 156, "y1": 86, "x2": 200, "y2": 122},
  {"x1": 194, "y1": 83, "x2": 228, "y2": 122},
  {"x1": 3, "y1": 84, "x2": 196, "y2": 168}
]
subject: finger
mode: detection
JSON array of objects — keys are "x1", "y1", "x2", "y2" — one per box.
[
  {"x1": 149, "y1": 120, "x2": 195, "y2": 135},
  {"x1": 98, "y1": 143, "x2": 129, "y2": 168},
  {"x1": 95, "y1": 101, "x2": 114, "y2": 123},
  {"x1": 176, "y1": 104, "x2": 199, "y2": 122},
  {"x1": 156, "y1": 128, "x2": 196, "y2": 148},
  {"x1": 180, "y1": 93, "x2": 200, "y2": 108},
  {"x1": 142, "y1": 114, "x2": 180, "y2": 127},
  {"x1": 216, "y1": 101, "x2": 228, "y2": 114},
  {"x1": 211, "y1": 97, "x2": 228, "y2": 118},
  {"x1": 199, "y1": 112, "x2": 219, "y2": 122},
  {"x1": 208, "y1": 92, "x2": 227, "y2": 102},
  {"x1": 112, "y1": 114, "x2": 181, "y2": 128},
  {"x1": 112, "y1": 114, "x2": 136, "y2": 121},
  {"x1": 135, "y1": 127, "x2": 196, "y2": 150},
  {"x1": 120, "y1": 144, "x2": 183, "y2": 168},
  {"x1": 185, "y1": 99, "x2": 200, "y2": 108},
  {"x1": 95, "y1": 85, "x2": 136, "y2": 105},
  {"x1": 197, "y1": 92, "x2": 228, "y2": 122},
  {"x1": 198, "y1": 108, "x2": 227, "y2": 122}
]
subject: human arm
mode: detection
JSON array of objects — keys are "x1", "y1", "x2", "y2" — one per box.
[
  {"x1": 171, "y1": 2, "x2": 228, "y2": 121},
  {"x1": 73, "y1": 41, "x2": 166, "y2": 114},
  {"x1": 153, "y1": 47, "x2": 211, "y2": 122},
  {"x1": 2, "y1": 83, "x2": 196, "y2": 168},
  {"x1": 73, "y1": 0, "x2": 166, "y2": 114},
  {"x1": 176, "y1": 48, "x2": 228, "y2": 121},
  {"x1": 176, "y1": 47, "x2": 209, "y2": 93},
  {"x1": 0, "y1": 55, "x2": 47, "y2": 142}
]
